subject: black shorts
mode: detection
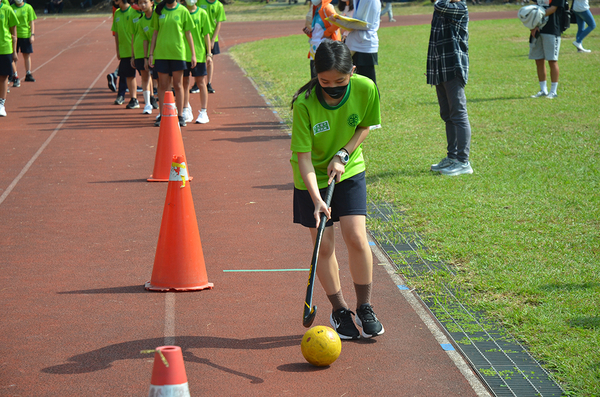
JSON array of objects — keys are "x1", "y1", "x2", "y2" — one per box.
[
  {"x1": 134, "y1": 58, "x2": 148, "y2": 72},
  {"x1": 0, "y1": 53, "x2": 12, "y2": 76},
  {"x1": 184, "y1": 62, "x2": 207, "y2": 77},
  {"x1": 212, "y1": 41, "x2": 220, "y2": 55},
  {"x1": 153, "y1": 59, "x2": 187, "y2": 74},
  {"x1": 293, "y1": 171, "x2": 367, "y2": 228},
  {"x1": 16, "y1": 38, "x2": 33, "y2": 54},
  {"x1": 352, "y1": 51, "x2": 378, "y2": 66},
  {"x1": 118, "y1": 58, "x2": 137, "y2": 78}
]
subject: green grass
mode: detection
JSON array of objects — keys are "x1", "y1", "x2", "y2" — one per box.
[{"x1": 230, "y1": 17, "x2": 600, "y2": 396}]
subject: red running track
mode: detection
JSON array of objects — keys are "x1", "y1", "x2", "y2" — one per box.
[{"x1": 0, "y1": 13, "x2": 529, "y2": 396}]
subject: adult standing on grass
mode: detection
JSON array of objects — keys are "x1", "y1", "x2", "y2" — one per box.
[
  {"x1": 149, "y1": 0, "x2": 196, "y2": 127},
  {"x1": 290, "y1": 39, "x2": 384, "y2": 340},
  {"x1": 10, "y1": 0, "x2": 36, "y2": 87},
  {"x1": 572, "y1": 0, "x2": 595, "y2": 52},
  {"x1": 0, "y1": 0, "x2": 17, "y2": 117},
  {"x1": 343, "y1": 0, "x2": 380, "y2": 85},
  {"x1": 112, "y1": 0, "x2": 140, "y2": 109},
  {"x1": 427, "y1": 0, "x2": 473, "y2": 176},
  {"x1": 198, "y1": 0, "x2": 225, "y2": 94},
  {"x1": 529, "y1": 0, "x2": 565, "y2": 99}
]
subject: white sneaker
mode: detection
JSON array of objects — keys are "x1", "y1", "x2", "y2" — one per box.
[
  {"x1": 0, "y1": 104, "x2": 6, "y2": 117},
  {"x1": 531, "y1": 90, "x2": 548, "y2": 98},
  {"x1": 546, "y1": 92, "x2": 558, "y2": 99},
  {"x1": 183, "y1": 107, "x2": 193, "y2": 123},
  {"x1": 573, "y1": 41, "x2": 584, "y2": 51},
  {"x1": 143, "y1": 104, "x2": 153, "y2": 114},
  {"x1": 578, "y1": 47, "x2": 592, "y2": 53},
  {"x1": 195, "y1": 110, "x2": 209, "y2": 124}
]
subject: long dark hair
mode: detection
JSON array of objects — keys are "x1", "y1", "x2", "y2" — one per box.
[
  {"x1": 337, "y1": 0, "x2": 353, "y2": 13},
  {"x1": 291, "y1": 39, "x2": 353, "y2": 109}
]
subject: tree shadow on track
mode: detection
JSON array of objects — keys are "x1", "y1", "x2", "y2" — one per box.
[
  {"x1": 212, "y1": 135, "x2": 290, "y2": 143},
  {"x1": 41, "y1": 335, "x2": 303, "y2": 383},
  {"x1": 253, "y1": 183, "x2": 294, "y2": 191},
  {"x1": 58, "y1": 285, "x2": 147, "y2": 294}
]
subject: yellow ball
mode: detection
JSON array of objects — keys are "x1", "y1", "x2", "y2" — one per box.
[{"x1": 301, "y1": 326, "x2": 342, "y2": 367}]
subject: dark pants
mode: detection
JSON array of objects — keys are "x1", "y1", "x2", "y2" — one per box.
[{"x1": 436, "y1": 76, "x2": 471, "y2": 163}]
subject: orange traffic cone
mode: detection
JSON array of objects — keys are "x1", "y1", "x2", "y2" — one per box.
[
  {"x1": 148, "y1": 91, "x2": 192, "y2": 182},
  {"x1": 145, "y1": 155, "x2": 213, "y2": 291},
  {"x1": 148, "y1": 346, "x2": 190, "y2": 397}
]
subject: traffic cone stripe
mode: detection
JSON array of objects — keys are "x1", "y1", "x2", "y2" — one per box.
[
  {"x1": 162, "y1": 102, "x2": 178, "y2": 117},
  {"x1": 170, "y1": 160, "x2": 188, "y2": 188},
  {"x1": 148, "y1": 383, "x2": 190, "y2": 397},
  {"x1": 148, "y1": 346, "x2": 190, "y2": 397}
]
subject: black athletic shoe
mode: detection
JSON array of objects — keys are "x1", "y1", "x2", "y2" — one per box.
[
  {"x1": 356, "y1": 303, "x2": 385, "y2": 338},
  {"x1": 178, "y1": 115, "x2": 186, "y2": 127},
  {"x1": 189, "y1": 83, "x2": 200, "y2": 94},
  {"x1": 25, "y1": 73, "x2": 35, "y2": 82},
  {"x1": 207, "y1": 83, "x2": 215, "y2": 94},
  {"x1": 114, "y1": 95, "x2": 125, "y2": 105},
  {"x1": 13, "y1": 77, "x2": 20, "y2": 88},
  {"x1": 8, "y1": 75, "x2": 13, "y2": 83},
  {"x1": 151, "y1": 96, "x2": 159, "y2": 109},
  {"x1": 154, "y1": 116, "x2": 161, "y2": 127},
  {"x1": 107, "y1": 73, "x2": 116, "y2": 92},
  {"x1": 330, "y1": 308, "x2": 360, "y2": 340},
  {"x1": 126, "y1": 97, "x2": 140, "y2": 109}
]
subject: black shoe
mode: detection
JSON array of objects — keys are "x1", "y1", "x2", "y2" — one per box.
[
  {"x1": 13, "y1": 77, "x2": 20, "y2": 88},
  {"x1": 8, "y1": 75, "x2": 13, "y2": 83},
  {"x1": 126, "y1": 97, "x2": 140, "y2": 109},
  {"x1": 356, "y1": 304, "x2": 384, "y2": 338},
  {"x1": 25, "y1": 73, "x2": 35, "y2": 82},
  {"x1": 107, "y1": 73, "x2": 116, "y2": 92},
  {"x1": 154, "y1": 116, "x2": 161, "y2": 127},
  {"x1": 189, "y1": 83, "x2": 200, "y2": 94},
  {"x1": 178, "y1": 115, "x2": 186, "y2": 127},
  {"x1": 151, "y1": 96, "x2": 159, "y2": 109},
  {"x1": 330, "y1": 308, "x2": 360, "y2": 340},
  {"x1": 207, "y1": 83, "x2": 215, "y2": 94},
  {"x1": 114, "y1": 95, "x2": 125, "y2": 105}
]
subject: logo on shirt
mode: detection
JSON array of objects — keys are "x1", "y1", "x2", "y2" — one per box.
[
  {"x1": 313, "y1": 121, "x2": 330, "y2": 135},
  {"x1": 133, "y1": 17, "x2": 139, "y2": 23},
  {"x1": 347, "y1": 114, "x2": 359, "y2": 127},
  {"x1": 143, "y1": 26, "x2": 149, "y2": 32},
  {"x1": 159, "y1": 14, "x2": 166, "y2": 19},
  {"x1": 174, "y1": 15, "x2": 180, "y2": 20},
  {"x1": 116, "y1": 17, "x2": 121, "y2": 22}
]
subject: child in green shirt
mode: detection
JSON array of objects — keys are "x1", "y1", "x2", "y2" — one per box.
[
  {"x1": 10, "y1": 0, "x2": 36, "y2": 86},
  {"x1": 198, "y1": 0, "x2": 225, "y2": 93},
  {"x1": 0, "y1": 0, "x2": 18, "y2": 117}
]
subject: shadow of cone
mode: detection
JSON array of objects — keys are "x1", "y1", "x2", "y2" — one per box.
[
  {"x1": 145, "y1": 155, "x2": 213, "y2": 291},
  {"x1": 148, "y1": 346, "x2": 190, "y2": 397},
  {"x1": 148, "y1": 91, "x2": 193, "y2": 182}
]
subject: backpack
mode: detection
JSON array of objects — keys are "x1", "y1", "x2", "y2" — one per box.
[{"x1": 562, "y1": 0, "x2": 571, "y2": 32}]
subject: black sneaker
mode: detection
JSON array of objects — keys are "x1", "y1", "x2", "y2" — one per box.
[
  {"x1": 25, "y1": 73, "x2": 35, "y2": 82},
  {"x1": 13, "y1": 77, "x2": 20, "y2": 88},
  {"x1": 178, "y1": 115, "x2": 186, "y2": 127},
  {"x1": 189, "y1": 83, "x2": 200, "y2": 94},
  {"x1": 356, "y1": 304, "x2": 385, "y2": 338},
  {"x1": 126, "y1": 97, "x2": 140, "y2": 109},
  {"x1": 207, "y1": 83, "x2": 215, "y2": 94},
  {"x1": 107, "y1": 73, "x2": 116, "y2": 92},
  {"x1": 151, "y1": 96, "x2": 159, "y2": 109},
  {"x1": 154, "y1": 116, "x2": 161, "y2": 127},
  {"x1": 8, "y1": 75, "x2": 13, "y2": 83},
  {"x1": 330, "y1": 308, "x2": 360, "y2": 340},
  {"x1": 114, "y1": 95, "x2": 125, "y2": 105}
]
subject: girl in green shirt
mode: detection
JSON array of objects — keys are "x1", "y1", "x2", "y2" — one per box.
[{"x1": 290, "y1": 39, "x2": 384, "y2": 340}]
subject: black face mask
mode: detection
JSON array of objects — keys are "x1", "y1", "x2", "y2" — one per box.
[{"x1": 321, "y1": 84, "x2": 348, "y2": 99}]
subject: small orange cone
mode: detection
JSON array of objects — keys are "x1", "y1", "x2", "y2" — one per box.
[
  {"x1": 148, "y1": 91, "x2": 192, "y2": 182},
  {"x1": 148, "y1": 346, "x2": 190, "y2": 397},
  {"x1": 145, "y1": 155, "x2": 213, "y2": 291}
]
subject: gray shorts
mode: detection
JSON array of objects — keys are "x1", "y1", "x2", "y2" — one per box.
[{"x1": 529, "y1": 33, "x2": 561, "y2": 61}]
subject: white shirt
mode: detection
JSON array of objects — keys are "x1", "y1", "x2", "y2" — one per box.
[
  {"x1": 572, "y1": 0, "x2": 589, "y2": 13},
  {"x1": 345, "y1": 0, "x2": 381, "y2": 53}
]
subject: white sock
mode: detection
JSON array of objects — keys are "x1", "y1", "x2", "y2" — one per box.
[
  {"x1": 539, "y1": 81, "x2": 547, "y2": 93},
  {"x1": 143, "y1": 90, "x2": 151, "y2": 106},
  {"x1": 550, "y1": 82, "x2": 558, "y2": 94},
  {"x1": 201, "y1": 108, "x2": 207, "y2": 113}
]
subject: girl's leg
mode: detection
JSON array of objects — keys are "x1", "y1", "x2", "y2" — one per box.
[
  {"x1": 309, "y1": 226, "x2": 340, "y2": 296},
  {"x1": 23, "y1": 53, "x2": 32, "y2": 73},
  {"x1": 182, "y1": 75, "x2": 190, "y2": 110},
  {"x1": 197, "y1": 75, "x2": 208, "y2": 110},
  {"x1": 171, "y1": 70, "x2": 185, "y2": 116},
  {"x1": 157, "y1": 72, "x2": 171, "y2": 115},
  {"x1": 141, "y1": 70, "x2": 151, "y2": 110},
  {"x1": 1, "y1": 75, "x2": 8, "y2": 99},
  {"x1": 577, "y1": 10, "x2": 597, "y2": 43}
]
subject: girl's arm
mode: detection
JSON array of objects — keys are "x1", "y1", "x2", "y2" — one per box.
[
  {"x1": 185, "y1": 30, "x2": 196, "y2": 68},
  {"x1": 131, "y1": 33, "x2": 136, "y2": 69},
  {"x1": 30, "y1": 21, "x2": 35, "y2": 43},
  {"x1": 204, "y1": 34, "x2": 213, "y2": 67},
  {"x1": 211, "y1": 21, "x2": 221, "y2": 48},
  {"x1": 143, "y1": 40, "x2": 149, "y2": 70},
  {"x1": 114, "y1": 33, "x2": 120, "y2": 59},
  {"x1": 298, "y1": 152, "x2": 332, "y2": 228},
  {"x1": 149, "y1": 30, "x2": 158, "y2": 67},
  {"x1": 326, "y1": 125, "x2": 370, "y2": 183}
]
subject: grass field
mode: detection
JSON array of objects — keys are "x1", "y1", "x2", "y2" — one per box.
[{"x1": 230, "y1": 14, "x2": 600, "y2": 397}]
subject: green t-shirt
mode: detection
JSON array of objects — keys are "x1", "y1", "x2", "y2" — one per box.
[
  {"x1": 151, "y1": 4, "x2": 194, "y2": 61},
  {"x1": 185, "y1": 7, "x2": 210, "y2": 63},
  {"x1": 197, "y1": 0, "x2": 225, "y2": 42},
  {"x1": 0, "y1": 3, "x2": 18, "y2": 55},
  {"x1": 132, "y1": 10, "x2": 154, "y2": 59},
  {"x1": 290, "y1": 74, "x2": 381, "y2": 190},
  {"x1": 11, "y1": 2, "x2": 36, "y2": 39},
  {"x1": 111, "y1": 5, "x2": 138, "y2": 58}
]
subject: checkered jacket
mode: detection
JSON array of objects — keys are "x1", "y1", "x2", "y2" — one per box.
[{"x1": 426, "y1": 0, "x2": 470, "y2": 86}]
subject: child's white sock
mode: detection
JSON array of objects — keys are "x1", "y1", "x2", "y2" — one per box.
[
  {"x1": 539, "y1": 81, "x2": 548, "y2": 93},
  {"x1": 550, "y1": 82, "x2": 558, "y2": 95},
  {"x1": 143, "y1": 90, "x2": 151, "y2": 106}
]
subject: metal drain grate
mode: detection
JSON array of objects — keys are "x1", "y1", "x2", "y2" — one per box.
[{"x1": 367, "y1": 201, "x2": 566, "y2": 397}]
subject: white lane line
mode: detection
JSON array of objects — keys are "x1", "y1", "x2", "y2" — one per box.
[
  {"x1": 164, "y1": 293, "x2": 176, "y2": 346},
  {"x1": 0, "y1": 55, "x2": 116, "y2": 208},
  {"x1": 36, "y1": 19, "x2": 72, "y2": 38},
  {"x1": 33, "y1": 18, "x2": 109, "y2": 74},
  {"x1": 369, "y1": 238, "x2": 493, "y2": 397}
]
